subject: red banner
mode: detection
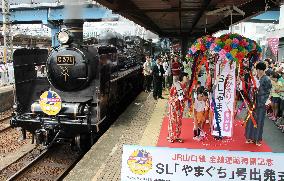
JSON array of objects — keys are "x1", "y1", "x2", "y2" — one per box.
[{"x1": 267, "y1": 38, "x2": 279, "y2": 56}]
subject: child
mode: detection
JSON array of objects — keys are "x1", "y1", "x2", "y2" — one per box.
[
  {"x1": 193, "y1": 81, "x2": 202, "y2": 99},
  {"x1": 203, "y1": 91, "x2": 209, "y2": 124},
  {"x1": 270, "y1": 72, "x2": 281, "y2": 121},
  {"x1": 193, "y1": 88, "x2": 205, "y2": 140},
  {"x1": 204, "y1": 91, "x2": 214, "y2": 130},
  {"x1": 187, "y1": 81, "x2": 201, "y2": 118}
]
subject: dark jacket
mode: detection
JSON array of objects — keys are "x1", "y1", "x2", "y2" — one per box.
[{"x1": 152, "y1": 64, "x2": 165, "y2": 79}]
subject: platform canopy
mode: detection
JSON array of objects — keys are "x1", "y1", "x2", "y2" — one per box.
[{"x1": 94, "y1": 0, "x2": 280, "y2": 38}]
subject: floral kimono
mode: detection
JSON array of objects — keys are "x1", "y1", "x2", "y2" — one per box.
[{"x1": 168, "y1": 82, "x2": 185, "y2": 142}]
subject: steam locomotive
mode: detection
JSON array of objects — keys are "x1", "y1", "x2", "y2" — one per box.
[{"x1": 10, "y1": 20, "x2": 144, "y2": 151}]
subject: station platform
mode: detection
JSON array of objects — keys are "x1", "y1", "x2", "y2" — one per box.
[
  {"x1": 0, "y1": 85, "x2": 14, "y2": 112},
  {"x1": 65, "y1": 91, "x2": 284, "y2": 181}
]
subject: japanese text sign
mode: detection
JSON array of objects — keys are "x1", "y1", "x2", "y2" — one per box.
[
  {"x1": 212, "y1": 59, "x2": 236, "y2": 137},
  {"x1": 121, "y1": 145, "x2": 284, "y2": 181}
]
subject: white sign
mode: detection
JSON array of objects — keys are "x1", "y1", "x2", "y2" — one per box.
[
  {"x1": 174, "y1": 82, "x2": 184, "y2": 101},
  {"x1": 212, "y1": 59, "x2": 236, "y2": 137},
  {"x1": 121, "y1": 145, "x2": 284, "y2": 181}
]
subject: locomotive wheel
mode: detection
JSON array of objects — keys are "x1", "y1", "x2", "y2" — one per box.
[{"x1": 73, "y1": 134, "x2": 91, "y2": 152}]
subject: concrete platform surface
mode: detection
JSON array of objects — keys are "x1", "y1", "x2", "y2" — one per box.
[
  {"x1": 64, "y1": 92, "x2": 167, "y2": 181},
  {"x1": 0, "y1": 85, "x2": 14, "y2": 112},
  {"x1": 65, "y1": 92, "x2": 284, "y2": 181}
]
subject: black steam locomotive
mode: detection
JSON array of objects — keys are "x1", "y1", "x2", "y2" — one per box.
[{"x1": 11, "y1": 20, "x2": 144, "y2": 150}]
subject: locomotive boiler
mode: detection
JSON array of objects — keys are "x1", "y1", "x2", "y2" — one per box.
[{"x1": 10, "y1": 19, "x2": 143, "y2": 151}]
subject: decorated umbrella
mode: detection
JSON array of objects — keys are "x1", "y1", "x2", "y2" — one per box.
[
  {"x1": 186, "y1": 35, "x2": 224, "y2": 137},
  {"x1": 210, "y1": 33, "x2": 262, "y2": 130}
]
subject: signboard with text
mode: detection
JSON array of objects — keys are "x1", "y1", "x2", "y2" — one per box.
[
  {"x1": 212, "y1": 59, "x2": 236, "y2": 137},
  {"x1": 267, "y1": 38, "x2": 279, "y2": 56},
  {"x1": 121, "y1": 145, "x2": 284, "y2": 181}
]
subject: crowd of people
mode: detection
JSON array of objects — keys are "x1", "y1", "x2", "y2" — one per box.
[
  {"x1": 239, "y1": 58, "x2": 284, "y2": 145},
  {"x1": 143, "y1": 54, "x2": 210, "y2": 143},
  {"x1": 142, "y1": 54, "x2": 193, "y2": 100},
  {"x1": 263, "y1": 59, "x2": 284, "y2": 131},
  {"x1": 144, "y1": 54, "x2": 284, "y2": 146}
]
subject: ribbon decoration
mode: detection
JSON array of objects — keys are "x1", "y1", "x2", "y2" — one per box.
[
  {"x1": 188, "y1": 56, "x2": 208, "y2": 93},
  {"x1": 238, "y1": 90, "x2": 257, "y2": 128},
  {"x1": 235, "y1": 61, "x2": 258, "y2": 128},
  {"x1": 234, "y1": 101, "x2": 245, "y2": 119},
  {"x1": 250, "y1": 72, "x2": 258, "y2": 91},
  {"x1": 188, "y1": 55, "x2": 199, "y2": 94},
  {"x1": 187, "y1": 56, "x2": 208, "y2": 112}
]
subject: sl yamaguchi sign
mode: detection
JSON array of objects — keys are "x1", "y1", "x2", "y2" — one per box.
[
  {"x1": 212, "y1": 59, "x2": 236, "y2": 137},
  {"x1": 39, "y1": 90, "x2": 62, "y2": 116},
  {"x1": 121, "y1": 145, "x2": 284, "y2": 181}
]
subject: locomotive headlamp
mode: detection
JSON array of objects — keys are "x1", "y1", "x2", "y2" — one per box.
[{"x1": 57, "y1": 30, "x2": 71, "y2": 44}]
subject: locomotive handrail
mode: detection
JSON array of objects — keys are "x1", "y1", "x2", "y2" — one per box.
[
  {"x1": 24, "y1": 113, "x2": 35, "y2": 115},
  {"x1": 15, "y1": 79, "x2": 36, "y2": 84},
  {"x1": 14, "y1": 117, "x2": 87, "y2": 124},
  {"x1": 22, "y1": 114, "x2": 87, "y2": 119},
  {"x1": 13, "y1": 63, "x2": 46, "y2": 67}
]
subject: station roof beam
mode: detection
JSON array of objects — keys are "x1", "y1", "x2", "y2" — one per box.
[
  {"x1": 94, "y1": 0, "x2": 280, "y2": 39},
  {"x1": 0, "y1": 4, "x2": 119, "y2": 24}
]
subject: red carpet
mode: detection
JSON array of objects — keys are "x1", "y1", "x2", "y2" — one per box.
[{"x1": 157, "y1": 117, "x2": 272, "y2": 152}]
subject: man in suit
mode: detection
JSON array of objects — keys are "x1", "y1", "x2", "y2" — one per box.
[
  {"x1": 143, "y1": 55, "x2": 152, "y2": 92},
  {"x1": 152, "y1": 58, "x2": 165, "y2": 100}
]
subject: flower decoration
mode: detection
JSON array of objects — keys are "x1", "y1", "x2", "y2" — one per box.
[
  {"x1": 211, "y1": 33, "x2": 262, "y2": 63},
  {"x1": 187, "y1": 35, "x2": 215, "y2": 57},
  {"x1": 186, "y1": 54, "x2": 194, "y2": 62},
  {"x1": 187, "y1": 33, "x2": 262, "y2": 64}
]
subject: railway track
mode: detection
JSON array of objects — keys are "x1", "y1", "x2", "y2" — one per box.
[
  {"x1": 0, "y1": 144, "x2": 82, "y2": 181},
  {"x1": 0, "y1": 109, "x2": 13, "y2": 132},
  {"x1": 0, "y1": 117, "x2": 12, "y2": 132},
  {"x1": 0, "y1": 109, "x2": 13, "y2": 121},
  {"x1": 0, "y1": 127, "x2": 33, "y2": 162},
  {"x1": 0, "y1": 147, "x2": 44, "y2": 180}
]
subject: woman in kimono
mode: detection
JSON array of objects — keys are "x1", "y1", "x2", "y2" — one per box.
[
  {"x1": 167, "y1": 80, "x2": 185, "y2": 143},
  {"x1": 245, "y1": 62, "x2": 272, "y2": 146}
]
